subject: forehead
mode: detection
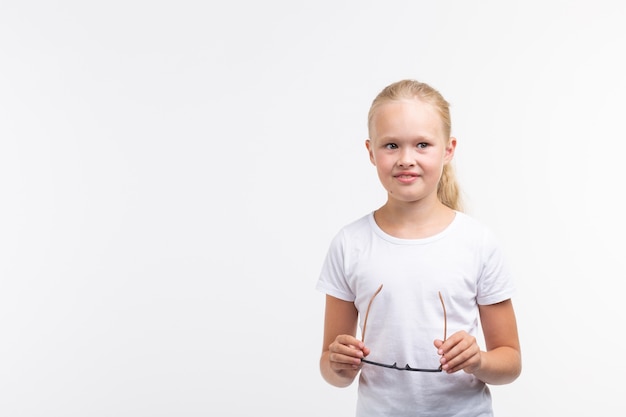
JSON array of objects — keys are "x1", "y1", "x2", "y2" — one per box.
[
  {"x1": 370, "y1": 98, "x2": 445, "y2": 140},
  {"x1": 374, "y1": 98, "x2": 440, "y2": 122}
]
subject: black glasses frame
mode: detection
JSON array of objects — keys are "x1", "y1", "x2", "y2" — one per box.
[{"x1": 360, "y1": 284, "x2": 448, "y2": 372}]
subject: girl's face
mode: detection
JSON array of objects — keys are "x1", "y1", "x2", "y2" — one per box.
[{"x1": 366, "y1": 98, "x2": 456, "y2": 205}]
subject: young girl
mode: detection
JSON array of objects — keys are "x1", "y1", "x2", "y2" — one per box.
[{"x1": 316, "y1": 79, "x2": 521, "y2": 416}]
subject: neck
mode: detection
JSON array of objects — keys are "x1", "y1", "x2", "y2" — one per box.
[{"x1": 373, "y1": 199, "x2": 455, "y2": 239}]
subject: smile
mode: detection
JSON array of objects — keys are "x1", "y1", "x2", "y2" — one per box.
[{"x1": 394, "y1": 173, "x2": 419, "y2": 184}]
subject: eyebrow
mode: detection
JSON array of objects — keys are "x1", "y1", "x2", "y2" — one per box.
[{"x1": 375, "y1": 134, "x2": 437, "y2": 144}]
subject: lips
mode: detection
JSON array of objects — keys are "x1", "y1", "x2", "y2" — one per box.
[
  {"x1": 394, "y1": 172, "x2": 418, "y2": 178},
  {"x1": 394, "y1": 172, "x2": 419, "y2": 183}
]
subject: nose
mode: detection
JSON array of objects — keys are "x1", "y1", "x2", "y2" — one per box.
[{"x1": 397, "y1": 149, "x2": 415, "y2": 167}]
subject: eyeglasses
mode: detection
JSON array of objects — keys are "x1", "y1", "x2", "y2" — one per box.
[{"x1": 360, "y1": 284, "x2": 448, "y2": 372}]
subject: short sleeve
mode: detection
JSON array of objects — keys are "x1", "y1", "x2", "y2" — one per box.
[
  {"x1": 315, "y1": 229, "x2": 356, "y2": 302},
  {"x1": 476, "y1": 228, "x2": 516, "y2": 305}
]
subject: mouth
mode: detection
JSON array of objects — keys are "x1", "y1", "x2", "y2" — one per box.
[
  {"x1": 394, "y1": 172, "x2": 419, "y2": 183},
  {"x1": 394, "y1": 172, "x2": 419, "y2": 179}
]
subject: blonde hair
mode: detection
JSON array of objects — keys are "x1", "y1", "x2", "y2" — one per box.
[{"x1": 367, "y1": 79, "x2": 463, "y2": 211}]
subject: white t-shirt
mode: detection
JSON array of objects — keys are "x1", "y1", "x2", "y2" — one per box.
[{"x1": 316, "y1": 211, "x2": 515, "y2": 417}]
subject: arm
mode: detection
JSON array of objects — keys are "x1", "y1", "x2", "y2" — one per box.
[
  {"x1": 434, "y1": 299, "x2": 521, "y2": 385},
  {"x1": 319, "y1": 294, "x2": 370, "y2": 387}
]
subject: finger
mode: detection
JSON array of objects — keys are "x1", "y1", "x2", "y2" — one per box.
[
  {"x1": 441, "y1": 342, "x2": 479, "y2": 372},
  {"x1": 329, "y1": 349, "x2": 364, "y2": 367},
  {"x1": 329, "y1": 340, "x2": 365, "y2": 365},
  {"x1": 443, "y1": 351, "x2": 479, "y2": 374},
  {"x1": 437, "y1": 331, "x2": 472, "y2": 355},
  {"x1": 331, "y1": 338, "x2": 365, "y2": 356},
  {"x1": 330, "y1": 359, "x2": 362, "y2": 372},
  {"x1": 336, "y1": 334, "x2": 364, "y2": 350}
]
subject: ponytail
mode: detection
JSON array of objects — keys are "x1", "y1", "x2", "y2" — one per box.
[{"x1": 438, "y1": 163, "x2": 462, "y2": 211}]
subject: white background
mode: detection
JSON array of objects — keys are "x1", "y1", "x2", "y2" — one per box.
[{"x1": 1, "y1": 1, "x2": 625, "y2": 416}]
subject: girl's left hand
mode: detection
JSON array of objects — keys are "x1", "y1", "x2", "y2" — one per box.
[{"x1": 434, "y1": 330, "x2": 481, "y2": 374}]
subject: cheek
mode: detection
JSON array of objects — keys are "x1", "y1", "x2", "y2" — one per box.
[
  {"x1": 424, "y1": 153, "x2": 446, "y2": 169},
  {"x1": 373, "y1": 155, "x2": 394, "y2": 171}
]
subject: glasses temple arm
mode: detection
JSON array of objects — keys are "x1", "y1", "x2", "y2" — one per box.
[
  {"x1": 361, "y1": 284, "x2": 383, "y2": 343},
  {"x1": 438, "y1": 291, "x2": 447, "y2": 341}
]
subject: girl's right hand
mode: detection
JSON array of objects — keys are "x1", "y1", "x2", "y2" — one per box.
[{"x1": 328, "y1": 334, "x2": 370, "y2": 371}]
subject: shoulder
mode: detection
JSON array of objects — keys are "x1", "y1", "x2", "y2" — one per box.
[
  {"x1": 324, "y1": 212, "x2": 375, "y2": 257},
  {"x1": 448, "y1": 212, "x2": 504, "y2": 255},
  {"x1": 333, "y1": 212, "x2": 374, "y2": 240},
  {"x1": 453, "y1": 211, "x2": 487, "y2": 230},
  {"x1": 452, "y1": 212, "x2": 498, "y2": 239}
]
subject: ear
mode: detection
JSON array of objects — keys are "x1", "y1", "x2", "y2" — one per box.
[
  {"x1": 444, "y1": 137, "x2": 457, "y2": 163},
  {"x1": 365, "y1": 139, "x2": 376, "y2": 165}
]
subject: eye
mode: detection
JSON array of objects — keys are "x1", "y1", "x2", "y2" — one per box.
[
  {"x1": 385, "y1": 143, "x2": 398, "y2": 150},
  {"x1": 417, "y1": 142, "x2": 429, "y2": 149}
]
